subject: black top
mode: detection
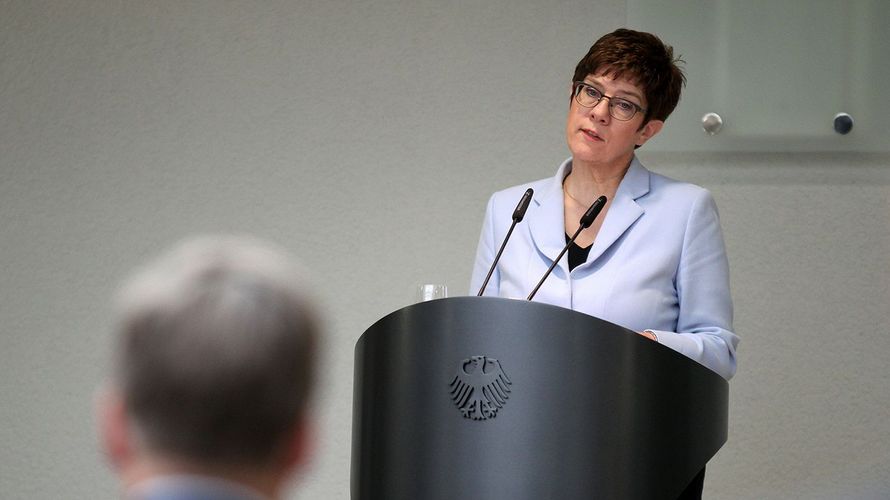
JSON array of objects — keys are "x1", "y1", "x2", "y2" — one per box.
[{"x1": 566, "y1": 233, "x2": 592, "y2": 271}]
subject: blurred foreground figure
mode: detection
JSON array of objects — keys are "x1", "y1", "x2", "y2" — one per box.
[{"x1": 97, "y1": 235, "x2": 321, "y2": 500}]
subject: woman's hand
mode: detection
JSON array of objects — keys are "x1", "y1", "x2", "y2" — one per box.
[{"x1": 639, "y1": 330, "x2": 657, "y2": 342}]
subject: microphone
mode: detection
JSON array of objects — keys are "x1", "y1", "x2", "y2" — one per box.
[
  {"x1": 477, "y1": 188, "x2": 534, "y2": 296},
  {"x1": 527, "y1": 195, "x2": 607, "y2": 301}
]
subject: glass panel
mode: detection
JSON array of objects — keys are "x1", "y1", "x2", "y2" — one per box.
[{"x1": 626, "y1": 0, "x2": 889, "y2": 152}]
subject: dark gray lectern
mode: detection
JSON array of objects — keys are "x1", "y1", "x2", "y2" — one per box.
[{"x1": 352, "y1": 297, "x2": 728, "y2": 499}]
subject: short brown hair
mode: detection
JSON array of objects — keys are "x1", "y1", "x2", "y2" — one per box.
[
  {"x1": 573, "y1": 28, "x2": 686, "y2": 124},
  {"x1": 112, "y1": 235, "x2": 320, "y2": 467}
]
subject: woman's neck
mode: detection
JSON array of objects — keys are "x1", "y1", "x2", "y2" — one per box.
[{"x1": 564, "y1": 157, "x2": 632, "y2": 204}]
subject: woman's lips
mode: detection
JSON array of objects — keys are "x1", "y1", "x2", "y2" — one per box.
[{"x1": 581, "y1": 128, "x2": 603, "y2": 142}]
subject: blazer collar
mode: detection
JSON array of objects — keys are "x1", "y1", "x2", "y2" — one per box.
[
  {"x1": 527, "y1": 158, "x2": 573, "y2": 273},
  {"x1": 587, "y1": 156, "x2": 650, "y2": 264},
  {"x1": 528, "y1": 157, "x2": 651, "y2": 271}
]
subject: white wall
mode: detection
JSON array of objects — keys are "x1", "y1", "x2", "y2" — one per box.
[
  {"x1": 0, "y1": 1, "x2": 887, "y2": 498},
  {"x1": 639, "y1": 152, "x2": 890, "y2": 499}
]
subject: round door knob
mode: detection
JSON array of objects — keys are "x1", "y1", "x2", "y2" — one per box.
[
  {"x1": 833, "y1": 113, "x2": 853, "y2": 135},
  {"x1": 702, "y1": 112, "x2": 723, "y2": 136}
]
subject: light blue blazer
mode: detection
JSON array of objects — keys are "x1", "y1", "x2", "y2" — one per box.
[{"x1": 470, "y1": 157, "x2": 739, "y2": 380}]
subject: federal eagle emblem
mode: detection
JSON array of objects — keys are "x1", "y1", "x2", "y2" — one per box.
[{"x1": 449, "y1": 355, "x2": 512, "y2": 420}]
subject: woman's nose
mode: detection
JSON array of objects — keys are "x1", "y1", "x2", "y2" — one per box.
[{"x1": 589, "y1": 98, "x2": 611, "y2": 122}]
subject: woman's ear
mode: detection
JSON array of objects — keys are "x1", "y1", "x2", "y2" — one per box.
[{"x1": 636, "y1": 119, "x2": 664, "y2": 147}]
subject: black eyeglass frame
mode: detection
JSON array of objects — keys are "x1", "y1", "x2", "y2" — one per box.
[{"x1": 572, "y1": 81, "x2": 647, "y2": 121}]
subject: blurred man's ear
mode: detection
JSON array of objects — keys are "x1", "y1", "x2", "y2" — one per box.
[
  {"x1": 96, "y1": 386, "x2": 132, "y2": 471},
  {"x1": 282, "y1": 416, "x2": 314, "y2": 476}
]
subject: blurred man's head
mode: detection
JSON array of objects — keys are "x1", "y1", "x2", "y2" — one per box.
[{"x1": 98, "y1": 235, "x2": 321, "y2": 497}]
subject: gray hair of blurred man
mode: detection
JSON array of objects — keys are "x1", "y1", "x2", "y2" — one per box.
[{"x1": 107, "y1": 235, "x2": 320, "y2": 468}]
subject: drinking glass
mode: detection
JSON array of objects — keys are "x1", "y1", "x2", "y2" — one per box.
[{"x1": 417, "y1": 284, "x2": 447, "y2": 302}]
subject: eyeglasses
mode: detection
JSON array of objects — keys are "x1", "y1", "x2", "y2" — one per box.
[{"x1": 572, "y1": 81, "x2": 646, "y2": 121}]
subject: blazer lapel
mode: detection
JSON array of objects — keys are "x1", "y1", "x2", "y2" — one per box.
[
  {"x1": 585, "y1": 157, "x2": 650, "y2": 265},
  {"x1": 528, "y1": 159, "x2": 572, "y2": 274}
]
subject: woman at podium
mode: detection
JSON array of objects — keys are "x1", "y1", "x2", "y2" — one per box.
[{"x1": 470, "y1": 29, "x2": 739, "y2": 498}]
